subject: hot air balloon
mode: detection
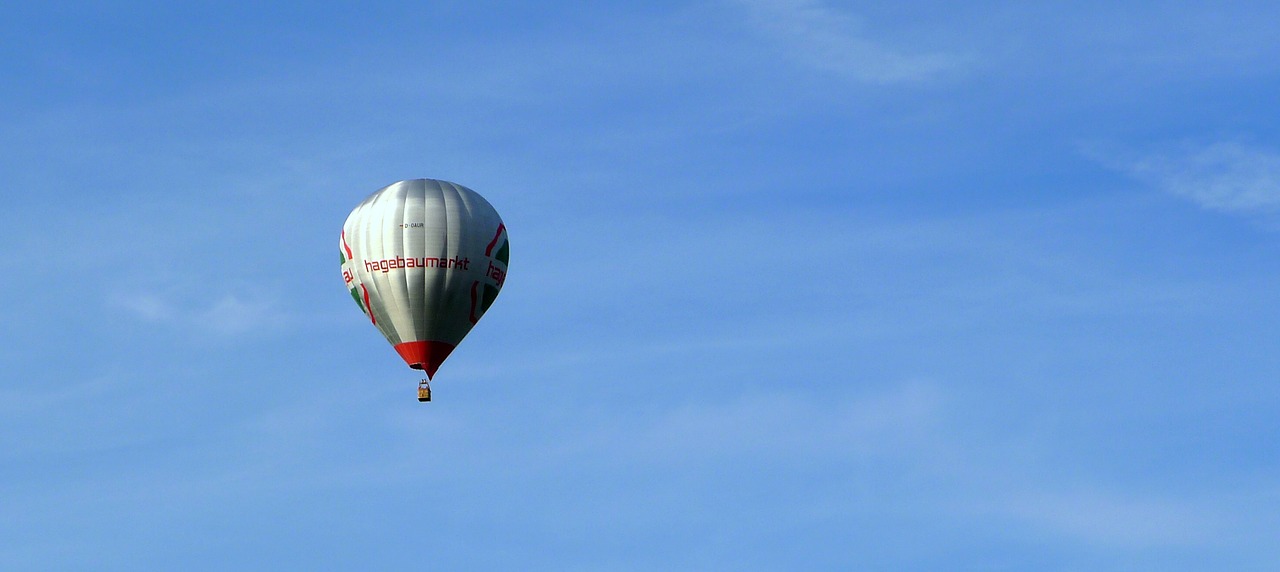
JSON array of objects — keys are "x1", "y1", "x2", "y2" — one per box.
[{"x1": 340, "y1": 179, "x2": 509, "y2": 402}]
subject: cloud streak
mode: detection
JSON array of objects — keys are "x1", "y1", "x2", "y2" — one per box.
[
  {"x1": 1122, "y1": 142, "x2": 1280, "y2": 214},
  {"x1": 734, "y1": 0, "x2": 968, "y2": 84},
  {"x1": 993, "y1": 489, "x2": 1226, "y2": 548},
  {"x1": 114, "y1": 292, "x2": 289, "y2": 337}
]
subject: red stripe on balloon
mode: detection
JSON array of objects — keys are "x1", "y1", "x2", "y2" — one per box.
[
  {"x1": 360, "y1": 283, "x2": 375, "y2": 324},
  {"x1": 485, "y1": 223, "x2": 506, "y2": 256},
  {"x1": 341, "y1": 230, "x2": 354, "y2": 259}
]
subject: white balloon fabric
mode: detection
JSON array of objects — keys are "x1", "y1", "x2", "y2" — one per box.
[{"x1": 340, "y1": 179, "x2": 509, "y2": 379}]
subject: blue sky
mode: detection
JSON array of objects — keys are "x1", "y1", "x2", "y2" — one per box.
[{"x1": 4, "y1": 1, "x2": 1280, "y2": 569}]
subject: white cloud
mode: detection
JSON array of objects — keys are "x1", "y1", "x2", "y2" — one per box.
[
  {"x1": 989, "y1": 489, "x2": 1226, "y2": 548},
  {"x1": 113, "y1": 292, "x2": 288, "y2": 337},
  {"x1": 634, "y1": 380, "x2": 944, "y2": 462},
  {"x1": 1124, "y1": 142, "x2": 1280, "y2": 214},
  {"x1": 622, "y1": 379, "x2": 1236, "y2": 550},
  {"x1": 117, "y1": 293, "x2": 176, "y2": 322},
  {"x1": 733, "y1": 0, "x2": 967, "y2": 84},
  {"x1": 198, "y1": 295, "x2": 283, "y2": 336}
]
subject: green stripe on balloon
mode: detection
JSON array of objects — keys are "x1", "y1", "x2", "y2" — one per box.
[
  {"x1": 493, "y1": 240, "x2": 509, "y2": 266},
  {"x1": 481, "y1": 284, "x2": 499, "y2": 313},
  {"x1": 350, "y1": 287, "x2": 365, "y2": 313}
]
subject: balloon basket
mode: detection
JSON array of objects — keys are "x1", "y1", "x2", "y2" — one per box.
[{"x1": 417, "y1": 379, "x2": 432, "y2": 402}]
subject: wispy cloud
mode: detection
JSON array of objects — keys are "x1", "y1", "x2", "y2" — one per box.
[
  {"x1": 198, "y1": 295, "x2": 283, "y2": 336},
  {"x1": 117, "y1": 293, "x2": 176, "y2": 322},
  {"x1": 113, "y1": 292, "x2": 289, "y2": 337},
  {"x1": 633, "y1": 380, "x2": 944, "y2": 463},
  {"x1": 1118, "y1": 142, "x2": 1280, "y2": 214},
  {"x1": 733, "y1": 0, "x2": 968, "y2": 84},
  {"x1": 989, "y1": 489, "x2": 1227, "y2": 548}
]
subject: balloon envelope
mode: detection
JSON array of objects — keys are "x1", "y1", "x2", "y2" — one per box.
[{"x1": 340, "y1": 179, "x2": 509, "y2": 378}]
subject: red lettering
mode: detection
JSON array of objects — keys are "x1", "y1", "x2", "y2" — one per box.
[
  {"x1": 360, "y1": 256, "x2": 462, "y2": 272},
  {"x1": 487, "y1": 262, "x2": 506, "y2": 286}
]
